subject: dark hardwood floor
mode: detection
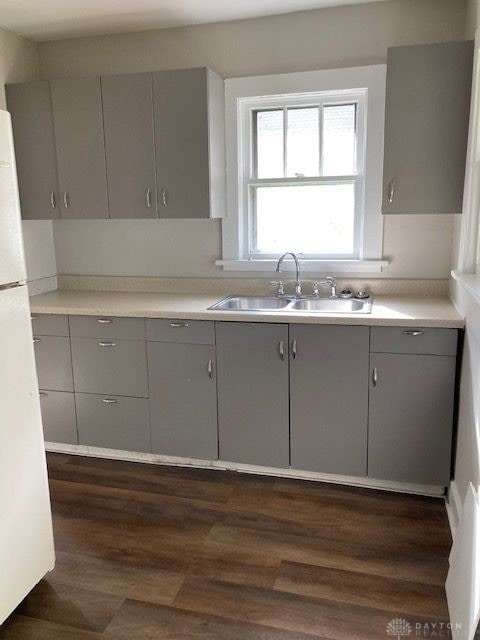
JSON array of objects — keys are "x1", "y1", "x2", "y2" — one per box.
[{"x1": 1, "y1": 453, "x2": 452, "y2": 639}]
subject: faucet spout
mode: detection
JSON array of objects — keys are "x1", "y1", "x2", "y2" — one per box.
[{"x1": 276, "y1": 252, "x2": 302, "y2": 297}]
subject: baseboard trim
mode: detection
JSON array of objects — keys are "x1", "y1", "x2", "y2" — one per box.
[{"x1": 45, "y1": 442, "x2": 446, "y2": 498}]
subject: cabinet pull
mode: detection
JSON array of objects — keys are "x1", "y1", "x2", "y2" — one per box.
[
  {"x1": 291, "y1": 339, "x2": 297, "y2": 359},
  {"x1": 97, "y1": 318, "x2": 113, "y2": 324},
  {"x1": 402, "y1": 330, "x2": 424, "y2": 336},
  {"x1": 387, "y1": 179, "x2": 395, "y2": 204},
  {"x1": 39, "y1": 391, "x2": 48, "y2": 397},
  {"x1": 102, "y1": 398, "x2": 118, "y2": 404},
  {"x1": 146, "y1": 188, "x2": 152, "y2": 208},
  {"x1": 170, "y1": 322, "x2": 189, "y2": 328},
  {"x1": 98, "y1": 341, "x2": 116, "y2": 347},
  {"x1": 278, "y1": 340, "x2": 285, "y2": 360},
  {"x1": 161, "y1": 188, "x2": 168, "y2": 208},
  {"x1": 63, "y1": 192, "x2": 69, "y2": 209},
  {"x1": 372, "y1": 367, "x2": 378, "y2": 387},
  {"x1": 207, "y1": 359, "x2": 213, "y2": 379},
  {"x1": 33, "y1": 337, "x2": 41, "y2": 343},
  {"x1": 50, "y1": 192, "x2": 56, "y2": 209}
]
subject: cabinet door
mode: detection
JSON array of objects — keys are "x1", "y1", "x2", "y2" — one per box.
[
  {"x1": 216, "y1": 322, "x2": 289, "y2": 468},
  {"x1": 383, "y1": 40, "x2": 473, "y2": 214},
  {"x1": 33, "y1": 336, "x2": 73, "y2": 392},
  {"x1": 148, "y1": 342, "x2": 217, "y2": 459},
  {"x1": 368, "y1": 353, "x2": 455, "y2": 485},
  {"x1": 102, "y1": 73, "x2": 157, "y2": 219},
  {"x1": 153, "y1": 68, "x2": 210, "y2": 218},
  {"x1": 39, "y1": 391, "x2": 77, "y2": 445},
  {"x1": 51, "y1": 77, "x2": 108, "y2": 219},
  {"x1": 6, "y1": 81, "x2": 59, "y2": 220},
  {"x1": 290, "y1": 325, "x2": 369, "y2": 476}
]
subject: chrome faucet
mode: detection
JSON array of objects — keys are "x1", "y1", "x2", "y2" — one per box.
[
  {"x1": 276, "y1": 252, "x2": 302, "y2": 297},
  {"x1": 313, "y1": 276, "x2": 338, "y2": 299}
]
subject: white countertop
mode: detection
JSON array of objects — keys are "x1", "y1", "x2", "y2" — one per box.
[{"x1": 29, "y1": 289, "x2": 465, "y2": 328}]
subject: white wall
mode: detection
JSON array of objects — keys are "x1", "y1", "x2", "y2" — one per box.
[
  {"x1": 0, "y1": 27, "x2": 57, "y2": 286},
  {"x1": 38, "y1": 0, "x2": 466, "y2": 280}
]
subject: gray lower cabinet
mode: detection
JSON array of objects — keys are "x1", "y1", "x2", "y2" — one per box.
[
  {"x1": 290, "y1": 325, "x2": 369, "y2": 476},
  {"x1": 147, "y1": 342, "x2": 217, "y2": 459},
  {"x1": 101, "y1": 72, "x2": 157, "y2": 219},
  {"x1": 51, "y1": 77, "x2": 109, "y2": 219},
  {"x1": 33, "y1": 335, "x2": 74, "y2": 392},
  {"x1": 39, "y1": 390, "x2": 77, "y2": 445},
  {"x1": 71, "y1": 337, "x2": 148, "y2": 397},
  {"x1": 5, "y1": 81, "x2": 59, "y2": 220},
  {"x1": 75, "y1": 393, "x2": 150, "y2": 452},
  {"x1": 383, "y1": 40, "x2": 473, "y2": 214},
  {"x1": 368, "y1": 353, "x2": 456, "y2": 485},
  {"x1": 216, "y1": 322, "x2": 290, "y2": 468}
]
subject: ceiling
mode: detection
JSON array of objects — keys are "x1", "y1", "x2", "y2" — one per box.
[{"x1": 0, "y1": 0, "x2": 391, "y2": 42}]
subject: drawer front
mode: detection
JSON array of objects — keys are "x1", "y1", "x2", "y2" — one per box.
[
  {"x1": 31, "y1": 313, "x2": 69, "y2": 336},
  {"x1": 76, "y1": 393, "x2": 150, "y2": 452},
  {"x1": 34, "y1": 336, "x2": 73, "y2": 391},
  {"x1": 71, "y1": 337, "x2": 148, "y2": 397},
  {"x1": 69, "y1": 315, "x2": 145, "y2": 340},
  {"x1": 39, "y1": 390, "x2": 78, "y2": 445},
  {"x1": 370, "y1": 326, "x2": 458, "y2": 356},
  {"x1": 146, "y1": 318, "x2": 214, "y2": 344}
]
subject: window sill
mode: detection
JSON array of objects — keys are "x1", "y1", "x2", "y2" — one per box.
[
  {"x1": 451, "y1": 270, "x2": 480, "y2": 305},
  {"x1": 216, "y1": 259, "x2": 389, "y2": 273}
]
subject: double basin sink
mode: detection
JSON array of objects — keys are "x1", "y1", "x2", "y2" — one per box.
[{"x1": 209, "y1": 295, "x2": 372, "y2": 314}]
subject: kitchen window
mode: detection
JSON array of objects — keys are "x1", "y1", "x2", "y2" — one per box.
[{"x1": 218, "y1": 66, "x2": 388, "y2": 273}]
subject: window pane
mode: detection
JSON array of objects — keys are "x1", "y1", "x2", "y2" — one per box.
[
  {"x1": 255, "y1": 110, "x2": 284, "y2": 178},
  {"x1": 286, "y1": 107, "x2": 319, "y2": 177},
  {"x1": 254, "y1": 183, "x2": 355, "y2": 255},
  {"x1": 322, "y1": 104, "x2": 356, "y2": 176}
]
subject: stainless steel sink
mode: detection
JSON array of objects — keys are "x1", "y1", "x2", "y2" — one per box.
[
  {"x1": 291, "y1": 298, "x2": 372, "y2": 313},
  {"x1": 209, "y1": 295, "x2": 372, "y2": 314},
  {"x1": 209, "y1": 296, "x2": 291, "y2": 311}
]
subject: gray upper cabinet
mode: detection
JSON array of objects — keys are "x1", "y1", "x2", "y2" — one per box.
[
  {"x1": 101, "y1": 73, "x2": 157, "y2": 219},
  {"x1": 290, "y1": 325, "x2": 369, "y2": 477},
  {"x1": 383, "y1": 40, "x2": 473, "y2": 214},
  {"x1": 368, "y1": 353, "x2": 456, "y2": 485},
  {"x1": 6, "y1": 81, "x2": 59, "y2": 220},
  {"x1": 51, "y1": 77, "x2": 109, "y2": 219},
  {"x1": 216, "y1": 322, "x2": 290, "y2": 468},
  {"x1": 148, "y1": 341, "x2": 218, "y2": 459},
  {"x1": 153, "y1": 67, "x2": 225, "y2": 218}
]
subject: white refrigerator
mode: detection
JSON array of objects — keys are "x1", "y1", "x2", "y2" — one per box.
[{"x1": 0, "y1": 109, "x2": 55, "y2": 623}]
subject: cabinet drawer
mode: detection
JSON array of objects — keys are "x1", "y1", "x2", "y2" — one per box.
[
  {"x1": 31, "y1": 313, "x2": 69, "y2": 336},
  {"x1": 39, "y1": 390, "x2": 77, "y2": 445},
  {"x1": 71, "y1": 337, "x2": 148, "y2": 397},
  {"x1": 370, "y1": 326, "x2": 457, "y2": 356},
  {"x1": 69, "y1": 315, "x2": 145, "y2": 340},
  {"x1": 146, "y1": 318, "x2": 214, "y2": 344},
  {"x1": 34, "y1": 335, "x2": 73, "y2": 391},
  {"x1": 76, "y1": 393, "x2": 150, "y2": 452}
]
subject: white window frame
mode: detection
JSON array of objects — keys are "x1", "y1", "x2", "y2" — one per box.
[{"x1": 217, "y1": 65, "x2": 388, "y2": 274}]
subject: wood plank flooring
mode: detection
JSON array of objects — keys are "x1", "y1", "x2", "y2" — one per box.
[{"x1": 1, "y1": 453, "x2": 452, "y2": 639}]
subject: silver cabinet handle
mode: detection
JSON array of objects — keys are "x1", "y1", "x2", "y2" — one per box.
[
  {"x1": 402, "y1": 330, "x2": 424, "y2": 336},
  {"x1": 63, "y1": 192, "x2": 69, "y2": 209},
  {"x1": 31, "y1": 315, "x2": 39, "y2": 321},
  {"x1": 170, "y1": 322, "x2": 189, "y2": 328},
  {"x1": 50, "y1": 192, "x2": 56, "y2": 209},
  {"x1": 387, "y1": 179, "x2": 395, "y2": 204},
  {"x1": 207, "y1": 359, "x2": 213, "y2": 379},
  {"x1": 33, "y1": 337, "x2": 41, "y2": 343},
  {"x1": 97, "y1": 318, "x2": 113, "y2": 324},
  {"x1": 372, "y1": 367, "x2": 378, "y2": 387},
  {"x1": 39, "y1": 391, "x2": 48, "y2": 397},
  {"x1": 146, "y1": 188, "x2": 152, "y2": 208},
  {"x1": 102, "y1": 398, "x2": 118, "y2": 404},
  {"x1": 161, "y1": 188, "x2": 168, "y2": 208},
  {"x1": 291, "y1": 339, "x2": 297, "y2": 359},
  {"x1": 98, "y1": 341, "x2": 116, "y2": 347},
  {"x1": 278, "y1": 340, "x2": 285, "y2": 360}
]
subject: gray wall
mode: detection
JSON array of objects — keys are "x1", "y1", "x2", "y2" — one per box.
[{"x1": 36, "y1": 0, "x2": 467, "y2": 280}]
